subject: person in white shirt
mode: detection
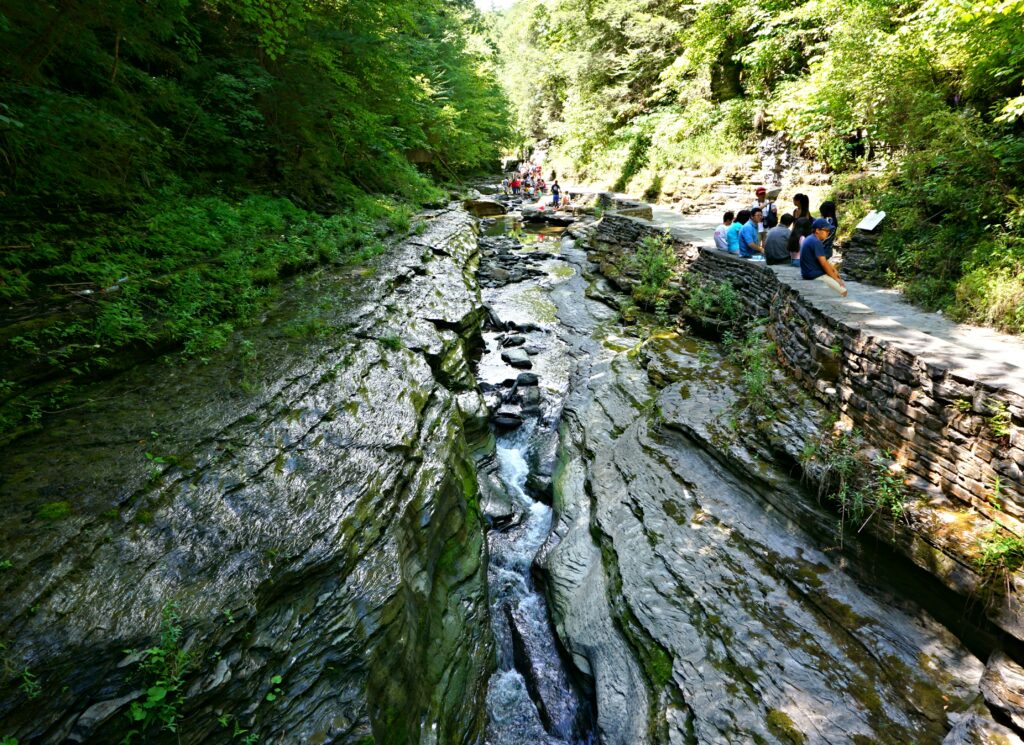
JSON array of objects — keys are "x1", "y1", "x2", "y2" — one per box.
[
  {"x1": 714, "y1": 211, "x2": 734, "y2": 251},
  {"x1": 751, "y1": 187, "x2": 778, "y2": 236}
]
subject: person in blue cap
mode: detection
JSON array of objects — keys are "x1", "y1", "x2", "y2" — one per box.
[{"x1": 799, "y1": 218, "x2": 847, "y2": 296}]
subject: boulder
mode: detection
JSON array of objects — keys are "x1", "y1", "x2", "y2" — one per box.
[
  {"x1": 478, "y1": 452, "x2": 520, "y2": 530},
  {"x1": 981, "y1": 651, "x2": 1024, "y2": 732},
  {"x1": 493, "y1": 404, "x2": 525, "y2": 429},
  {"x1": 501, "y1": 348, "x2": 533, "y2": 369},
  {"x1": 519, "y1": 385, "x2": 542, "y2": 414},
  {"x1": 464, "y1": 199, "x2": 508, "y2": 217},
  {"x1": 516, "y1": 372, "x2": 540, "y2": 387}
]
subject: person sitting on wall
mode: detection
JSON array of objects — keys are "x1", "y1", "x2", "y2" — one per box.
[
  {"x1": 819, "y1": 200, "x2": 839, "y2": 258},
  {"x1": 714, "y1": 211, "x2": 734, "y2": 251},
  {"x1": 787, "y1": 215, "x2": 810, "y2": 267},
  {"x1": 800, "y1": 218, "x2": 848, "y2": 296},
  {"x1": 793, "y1": 193, "x2": 813, "y2": 224},
  {"x1": 739, "y1": 207, "x2": 764, "y2": 258},
  {"x1": 726, "y1": 209, "x2": 749, "y2": 255},
  {"x1": 764, "y1": 213, "x2": 794, "y2": 265}
]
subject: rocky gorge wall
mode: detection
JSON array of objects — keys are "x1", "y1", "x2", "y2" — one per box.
[
  {"x1": 588, "y1": 212, "x2": 1024, "y2": 645},
  {"x1": 0, "y1": 210, "x2": 493, "y2": 743}
]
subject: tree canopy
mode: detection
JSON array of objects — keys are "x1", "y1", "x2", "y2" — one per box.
[
  {"x1": 489, "y1": 0, "x2": 1024, "y2": 332},
  {"x1": 0, "y1": 0, "x2": 511, "y2": 438}
]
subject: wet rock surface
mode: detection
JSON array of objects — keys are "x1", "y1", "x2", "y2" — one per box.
[
  {"x1": 8, "y1": 188, "x2": 1024, "y2": 745},
  {"x1": 536, "y1": 232, "x2": 1006, "y2": 743},
  {"x1": 591, "y1": 211, "x2": 1024, "y2": 644},
  {"x1": 0, "y1": 209, "x2": 492, "y2": 743},
  {"x1": 465, "y1": 198, "x2": 509, "y2": 218},
  {"x1": 478, "y1": 235, "x2": 552, "y2": 288},
  {"x1": 473, "y1": 216, "x2": 595, "y2": 745},
  {"x1": 943, "y1": 712, "x2": 1024, "y2": 744}
]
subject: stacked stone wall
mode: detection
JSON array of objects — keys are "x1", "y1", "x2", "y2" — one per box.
[
  {"x1": 840, "y1": 228, "x2": 882, "y2": 281},
  {"x1": 593, "y1": 213, "x2": 1024, "y2": 518}
]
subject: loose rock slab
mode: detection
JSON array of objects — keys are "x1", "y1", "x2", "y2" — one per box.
[
  {"x1": 502, "y1": 347, "x2": 533, "y2": 369},
  {"x1": 981, "y1": 651, "x2": 1024, "y2": 733}
]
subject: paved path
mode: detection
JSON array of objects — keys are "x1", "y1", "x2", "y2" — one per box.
[{"x1": 642, "y1": 202, "x2": 1024, "y2": 396}]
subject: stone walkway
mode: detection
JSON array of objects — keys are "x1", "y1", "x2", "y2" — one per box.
[{"x1": 642, "y1": 201, "x2": 1024, "y2": 397}]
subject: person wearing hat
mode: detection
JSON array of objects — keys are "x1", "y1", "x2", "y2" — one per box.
[
  {"x1": 799, "y1": 218, "x2": 847, "y2": 297},
  {"x1": 752, "y1": 187, "x2": 778, "y2": 232}
]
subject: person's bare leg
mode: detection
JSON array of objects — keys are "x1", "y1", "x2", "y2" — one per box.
[{"x1": 816, "y1": 274, "x2": 848, "y2": 297}]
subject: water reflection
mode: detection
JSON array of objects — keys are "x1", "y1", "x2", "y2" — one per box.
[{"x1": 484, "y1": 216, "x2": 567, "y2": 251}]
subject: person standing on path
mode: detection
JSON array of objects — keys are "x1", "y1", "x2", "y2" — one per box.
[
  {"x1": 800, "y1": 218, "x2": 847, "y2": 296},
  {"x1": 551, "y1": 180, "x2": 561, "y2": 206},
  {"x1": 752, "y1": 187, "x2": 777, "y2": 231}
]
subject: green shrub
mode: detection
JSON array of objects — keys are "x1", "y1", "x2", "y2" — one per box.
[
  {"x1": 629, "y1": 233, "x2": 677, "y2": 307},
  {"x1": 0, "y1": 0, "x2": 511, "y2": 441},
  {"x1": 975, "y1": 522, "x2": 1024, "y2": 595},
  {"x1": 686, "y1": 279, "x2": 739, "y2": 320},
  {"x1": 0, "y1": 191, "x2": 420, "y2": 439},
  {"x1": 727, "y1": 326, "x2": 777, "y2": 418},
  {"x1": 807, "y1": 431, "x2": 909, "y2": 542},
  {"x1": 124, "y1": 603, "x2": 190, "y2": 740}
]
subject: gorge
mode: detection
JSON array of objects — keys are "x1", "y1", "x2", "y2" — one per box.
[{"x1": 3, "y1": 190, "x2": 1023, "y2": 744}]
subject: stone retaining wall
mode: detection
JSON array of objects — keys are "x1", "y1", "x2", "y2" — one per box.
[
  {"x1": 593, "y1": 213, "x2": 1024, "y2": 518},
  {"x1": 840, "y1": 228, "x2": 882, "y2": 281}
]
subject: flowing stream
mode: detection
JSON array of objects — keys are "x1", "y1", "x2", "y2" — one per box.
[
  {"x1": 471, "y1": 199, "x2": 997, "y2": 744},
  {"x1": 485, "y1": 422, "x2": 591, "y2": 745},
  {"x1": 477, "y1": 217, "x2": 594, "y2": 744}
]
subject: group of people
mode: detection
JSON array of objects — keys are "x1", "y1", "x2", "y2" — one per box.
[
  {"x1": 504, "y1": 172, "x2": 547, "y2": 198},
  {"x1": 714, "y1": 187, "x2": 847, "y2": 297},
  {"x1": 502, "y1": 162, "x2": 572, "y2": 211}
]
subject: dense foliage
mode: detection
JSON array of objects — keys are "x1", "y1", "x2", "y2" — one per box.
[
  {"x1": 489, "y1": 0, "x2": 1024, "y2": 332},
  {"x1": 0, "y1": 0, "x2": 510, "y2": 437}
]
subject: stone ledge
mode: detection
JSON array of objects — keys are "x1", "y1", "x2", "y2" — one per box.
[
  {"x1": 593, "y1": 211, "x2": 1024, "y2": 517},
  {"x1": 590, "y1": 211, "x2": 1024, "y2": 642}
]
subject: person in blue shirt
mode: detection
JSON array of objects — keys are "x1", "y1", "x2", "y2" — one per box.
[
  {"x1": 739, "y1": 207, "x2": 764, "y2": 258},
  {"x1": 800, "y1": 218, "x2": 847, "y2": 296},
  {"x1": 726, "y1": 209, "x2": 749, "y2": 255}
]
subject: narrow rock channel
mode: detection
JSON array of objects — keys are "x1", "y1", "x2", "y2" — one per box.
[
  {"x1": 467, "y1": 193, "x2": 1004, "y2": 745},
  {"x1": 473, "y1": 216, "x2": 595, "y2": 744}
]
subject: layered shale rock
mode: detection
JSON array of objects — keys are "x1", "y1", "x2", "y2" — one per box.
[{"x1": 0, "y1": 209, "x2": 492, "y2": 744}]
